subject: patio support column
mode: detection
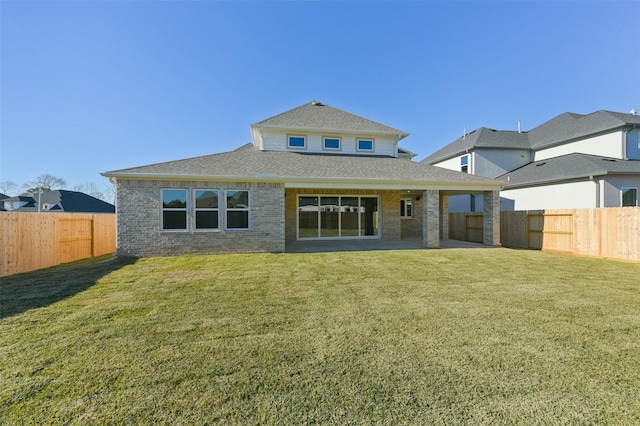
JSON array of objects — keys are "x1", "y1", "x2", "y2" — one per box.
[
  {"x1": 483, "y1": 190, "x2": 501, "y2": 246},
  {"x1": 439, "y1": 194, "x2": 449, "y2": 240},
  {"x1": 422, "y1": 189, "x2": 440, "y2": 248}
]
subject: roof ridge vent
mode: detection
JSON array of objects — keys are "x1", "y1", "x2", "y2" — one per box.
[{"x1": 311, "y1": 101, "x2": 324, "y2": 106}]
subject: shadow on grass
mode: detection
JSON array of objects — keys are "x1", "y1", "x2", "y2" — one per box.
[{"x1": 0, "y1": 255, "x2": 138, "y2": 319}]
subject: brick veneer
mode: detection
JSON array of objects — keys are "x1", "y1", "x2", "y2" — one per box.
[{"x1": 115, "y1": 179, "x2": 285, "y2": 256}]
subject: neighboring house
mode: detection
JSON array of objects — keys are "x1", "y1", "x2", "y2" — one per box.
[
  {"x1": 1, "y1": 190, "x2": 115, "y2": 213},
  {"x1": 422, "y1": 110, "x2": 640, "y2": 211},
  {"x1": 0, "y1": 193, "x2": 8, "y2": 211},
  {"x1": 102, "y1": 101, "x2": 503, "y2": 256},
  {"x1": 1, "y1": 195, "x2": 38, "y2": 211}
]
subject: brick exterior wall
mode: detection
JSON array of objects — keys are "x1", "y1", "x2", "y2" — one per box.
[
  {"x1": 284, "y1": 189, "x2": 403, "y2": 242},
  {"x1": 483, "y1": 190, "x2": 501, "y2": 246},
  {"x1": 116, "y1": 179, "x2": 285, "y2": 257},
  {"x1": 422, "y1": 189, "x2": 440, "y2": 248}
]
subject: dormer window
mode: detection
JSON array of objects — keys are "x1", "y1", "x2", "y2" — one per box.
[
  {"x1": 357, "y1": 138, "x2": 374, "y2": 152},
  {"x1": 323, "y1": 137, "x2": 341, "y2": 151},
  {"x1": 288, "y1": 135, "x2": 306, "y2": 149}
]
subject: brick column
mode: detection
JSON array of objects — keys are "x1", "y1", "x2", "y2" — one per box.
[
  {"x1": 422, "y1": 189, "x2": 440, "y2": 248},
  {"x1": 483, "y1": 190, "x2": 501, "y2": 246},
  {"x1": 439, "y1": 194, "x2": 449, "y2": 240}
]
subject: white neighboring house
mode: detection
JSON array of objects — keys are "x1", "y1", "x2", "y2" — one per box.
[{"x1": 422, "y1": 110, "x2": 640, "y2": 211}]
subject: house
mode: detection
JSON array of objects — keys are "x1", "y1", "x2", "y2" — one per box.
[
  {"x1": 102, "y1": 101, "x2": 504, "y2": 256},
  {"x1": 1, "y1": 190, "x2": 115, "y2": 213},
  {"x1": 422, "y1": 110, "x2": 640, "y2": 211},
  {"x1": 0, "y1": 193, "x2": 8, "y2": 211}
]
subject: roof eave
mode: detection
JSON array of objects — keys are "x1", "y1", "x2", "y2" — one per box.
[
  {"x1": 502, "y1": 172, "x2": 609, "y2": 189},
  {"x1": 250, "y1": 123, "x2": 409, "y2": 140},
  {"x1": 101, "y1": 172, "x2": 503, "y2": 190}
]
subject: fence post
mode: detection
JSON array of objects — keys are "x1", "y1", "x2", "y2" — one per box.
[{"x1": 91, "y1": 214, "x2": 95, "y2": 258}]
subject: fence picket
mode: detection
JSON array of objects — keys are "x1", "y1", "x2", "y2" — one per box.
[
  {"x1": 0, "y1": 212, "x2": 116, "y2": 276},
  {"x1": 450, "y1": 207, "x2": 640, "y2": 262}
]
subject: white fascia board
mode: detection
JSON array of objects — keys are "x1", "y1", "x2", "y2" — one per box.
[
  {"x1": 101, "y1": 172, "x2": 503, "y2": 191},
  {"x1": 251, "y1": 124, "x2": 409, "y2": 140},
  {"x1": 503, "y1": 174, "x2": 602, "y2": 189}
]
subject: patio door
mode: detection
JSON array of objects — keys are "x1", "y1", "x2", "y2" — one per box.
[{"x1": 297, "y1": 195, "x2": 379, "y2": 239}]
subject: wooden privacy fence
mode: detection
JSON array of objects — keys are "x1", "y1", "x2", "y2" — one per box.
[
  {"x1": 450, "y1": 207, "x2": 640, "y2": 262},
  {"x1": 0, "y1": 212, "x2": 116, "y2": 277}
]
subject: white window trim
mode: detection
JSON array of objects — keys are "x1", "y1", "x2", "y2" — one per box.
[
  {"x1": 160, "y1": 188, "x2": 253, "y2": 232},
  {"x1": 621, "y1": 187, "x2": 638, "y2": 207},
  {"x1": 225, "y1": 189, "x2": 251, "y2": 231},
  {"x1": 356, "y1": 138, "x2": 375, "y2": 152},
  {"x1": 161, "y1": 188, "x2": 188, "y2": 232},
  {"x1": 400, "y1": 198, "x2": 413, "y2": 219},
  {"x1": 194, "y1": 189, "x2": 221, "y2": 232},
  {"x1": 461, "y1": 155, "x2": 469, "y2": 173},
  {"x1": 322, "y1": 136, "x2": 342, "y2": 151},
  {"x1": 287, "y1": 134, "x2": 307, "y2": 150}
]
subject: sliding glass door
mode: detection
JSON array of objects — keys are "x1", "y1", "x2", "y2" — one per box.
[{"x1": 298, "y1": 195, "x2": 379, "y2": 239}]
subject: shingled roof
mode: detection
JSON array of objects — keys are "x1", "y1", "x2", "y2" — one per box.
[
  {"x1": 421, "y1": 128, "x2": 530, "y2": 164},
  {"x1": 103, "y1": 143, "x2": 500, "y2": 189},
  {"x1": 498, "y1": 153, "x2": 640, "y2": 188},
  {"x1": 423, "y1": 110, "x2": 640, "y2": 164},
  {"x1": 529, "y1": 110, "x2": 640, "y2": 149},
  {"x1": 251, "y1": 101, "x2": 409, "y2": 138},
  {"x1": 4, "y1": 190, "x2": 115, "y2": 213}
]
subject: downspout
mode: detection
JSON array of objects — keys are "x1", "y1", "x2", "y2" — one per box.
[{"x1": 590, "y1": 175, "x2": 601, "y2": 208}]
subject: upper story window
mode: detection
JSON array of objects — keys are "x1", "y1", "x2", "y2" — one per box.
[
  {"x1": 288, "y1": 135, "x2": 306, "y2": 149},
  {"x1": 162, "y1": 189, "x2": 188, "y2": 230},
  {"x1": 323, "y1": 137, "x2": 341, "y2": 151},
  {"x1": 357, "y1": 138, "x2": 374, "y2": 152},
  {"x1": 622, "y1": 187, "x2": 638, "y2": 207},
  {"x1": 461, "y1": 155, "x2": 469, "y2": 173}
]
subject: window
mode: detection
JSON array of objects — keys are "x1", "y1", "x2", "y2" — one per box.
[
  {"x1": 226, "y1": 190, "x2": 249, "y2": 229},
  {"x1": 162, "y1": 189, "x2": 187, "y2": 230},
  {"x1": 622, "y1": 187, "x2": 638, "y2": 207},
  {"x1": 323, "y1": 137, "x2": 341, "y2": 150},
  {"x1": 461, "y1": 155, "x2": 469, "y2": 173},
  {"x1": 195, "y1": 189, "x2": 219, "y2": 230},
  {"x1": 357, "y1": 138, "x2": 374, "y2": 152},
  {"x1": 400, "y1": 198, "x2": 413, "y2": 218},
  {"x1": 298, "y1": 195, "x2": 379, "y2": 239},
  {"x1": 288, "y1": 135, "x2": 306, "y2": 149}
]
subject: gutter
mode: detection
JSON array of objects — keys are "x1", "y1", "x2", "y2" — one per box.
[
  {"x1": 250, "y1": 124, "x2": 409, "y2": 140},
  {"x1": 503, "y1": 172, "x2": 610, "y2": 189},
  {"x1": 100, "y1": 172, "x2": 504, "y2": 191}
]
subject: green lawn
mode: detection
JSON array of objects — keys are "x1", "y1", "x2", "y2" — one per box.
[{"x1": 2, "y1": 248, "x2": 640, "y2": 424}]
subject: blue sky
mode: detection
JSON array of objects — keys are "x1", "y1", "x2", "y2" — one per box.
[{"x1": 2, "y1": 1, "x2": 639, "y2": 196}]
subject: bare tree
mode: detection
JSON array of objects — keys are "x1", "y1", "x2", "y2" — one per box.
[
  {"x1": 73, "y1": 182, "x2": 107, "y2": 201},
  {"x1": 0, "y1": 180, "x2": 18, "y2": 196},
  {"x1": 102, "y1": 177, "x2": 116, "y2": 204},
  {"x1": 23, "y1": 174, "x2": 67, "y2": 196}
]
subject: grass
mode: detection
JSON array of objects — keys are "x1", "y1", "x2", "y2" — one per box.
[{"x1": 1, "y1": 248, "x2": 640, "y2": 424}]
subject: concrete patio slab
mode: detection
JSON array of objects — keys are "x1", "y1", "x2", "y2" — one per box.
[{"x1": 285, "y1": 237, "x2": 490, "y2": 253}]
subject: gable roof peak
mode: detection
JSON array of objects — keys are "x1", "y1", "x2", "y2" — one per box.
[{"x1": 251, "y1": 101, "x2": 409, "y2": 138}]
